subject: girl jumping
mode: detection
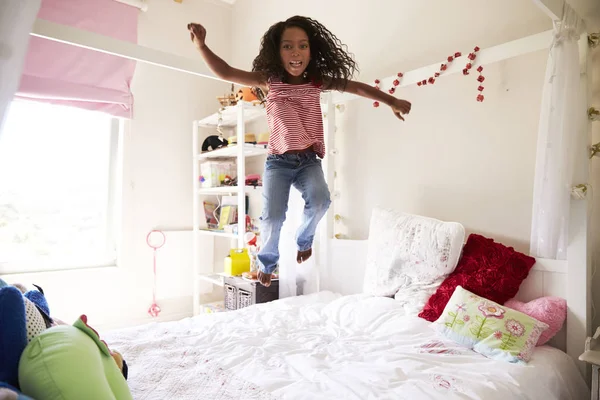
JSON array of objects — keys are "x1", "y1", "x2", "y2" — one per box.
[{"x1": 189, "y1": 16, "x2": 411, "y2": 287}]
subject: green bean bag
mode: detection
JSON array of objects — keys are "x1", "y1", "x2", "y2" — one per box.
[{"x1": 18, "y1": 315, "x2": 132, "y2": 400}]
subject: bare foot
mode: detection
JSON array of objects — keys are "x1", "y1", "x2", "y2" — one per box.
[
  {"x1": 257, "y1": 271, "x2": 272, "y2": 287},
  {"x1": 297, "y1": 248, "x2": 312, "y2": 264}
]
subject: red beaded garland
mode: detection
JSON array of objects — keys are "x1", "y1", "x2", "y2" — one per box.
[{"x1": 371, "y1": 45, "x2": 486, "y2": 107}]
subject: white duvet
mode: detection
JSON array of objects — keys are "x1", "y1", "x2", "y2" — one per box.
[{"x1": 105, "y1": 292, "x2": 588, "y2": 400}]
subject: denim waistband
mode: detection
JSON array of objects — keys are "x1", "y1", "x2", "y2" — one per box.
[{"x1": 267, "y1": 151, "x2": 318, "y2": 161}]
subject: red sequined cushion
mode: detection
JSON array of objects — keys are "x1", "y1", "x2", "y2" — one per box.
[{"x1": 418, "y1": 234, "x2": 535, "y2": 322}]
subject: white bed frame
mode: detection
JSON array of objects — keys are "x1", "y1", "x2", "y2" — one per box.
[
  {"x1": 321, "y1": 239, "x2": 571, "y2": 344},
  {"x1": 26, "y1": 0, "x2": 593, "y2": 382}
]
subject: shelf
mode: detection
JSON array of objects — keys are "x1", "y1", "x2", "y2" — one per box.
[
  {"x1": 196, "y1": 229, "x2": 237, "y2": 239},
  {"x1": 197, "y1": 185, "x2": 263, "y2": 195},
  {"x1": 197, "y1": 143, "x2": 268, "y2": 160},
  {"x1": 199, "y1": 300, "x2": 226, "y2": 314},
  {"x1": 196, "y1": 101, "x2": 266, "y2": 128},
  {"x1": 196, "y1": 272, "x2": 228, "y2": 287}
]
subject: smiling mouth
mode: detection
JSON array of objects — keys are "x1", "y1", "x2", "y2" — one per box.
[{"x1": 289, "y1": 61, "x2": 303, "y2": 68}]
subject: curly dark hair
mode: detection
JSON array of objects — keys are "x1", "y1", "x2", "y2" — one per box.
[{"x1": 252, "y1": 16, "x2": 358, "y2": 90}]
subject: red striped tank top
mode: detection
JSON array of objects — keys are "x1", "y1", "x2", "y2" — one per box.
[{"x1": 265, "y1": 79, "x2": 325, "y2": 158}]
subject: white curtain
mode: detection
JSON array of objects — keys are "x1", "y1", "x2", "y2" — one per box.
[
  {"x1": 0, "y1": 0, "x2": 41, "y2": 135},
  {"x1": 530, "y1": 4, "x2": 586, "y2": 259}
]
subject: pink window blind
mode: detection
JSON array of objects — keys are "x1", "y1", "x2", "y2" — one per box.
[{"x1": 16, "y1": 0, "x2": 138, "y2": 118}]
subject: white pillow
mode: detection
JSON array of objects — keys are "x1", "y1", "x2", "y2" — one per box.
[{"x1": 363, "y1": 208, "x2": 465, "y2": 315}]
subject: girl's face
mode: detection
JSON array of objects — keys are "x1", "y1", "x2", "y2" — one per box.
[{"x1": 279, "y1": 27, "x2": 311, "y2": 80}]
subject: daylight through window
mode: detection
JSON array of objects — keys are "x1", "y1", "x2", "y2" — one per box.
[{"x1": 0, "y1": 100, "x2": 121, "y2": 273}]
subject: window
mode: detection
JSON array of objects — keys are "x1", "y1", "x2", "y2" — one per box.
[{"x1": 0, "y1": 100, "x2": 121, "y2": 273}]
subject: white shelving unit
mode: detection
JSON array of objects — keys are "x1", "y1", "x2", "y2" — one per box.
[{"x1": 192, "y1": 101, "x2": 268, "y2": 316}]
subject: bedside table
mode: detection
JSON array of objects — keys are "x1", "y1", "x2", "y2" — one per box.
[
  {"x1": 579, "y1": 327, "x2": 600, "y2": 399},
  {"x1": 223, "y1": 276, "x2": 279, "y2": 311}
]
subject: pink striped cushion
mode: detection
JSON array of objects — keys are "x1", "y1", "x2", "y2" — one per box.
[{"x1": 504, "y1": 297, "x2": 566, "y2": 346}]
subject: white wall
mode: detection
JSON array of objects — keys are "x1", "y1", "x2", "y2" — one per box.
[
  {"x1": 333, "y1": 50, "x2": 547, "y2": 251},
  {"x1": 4, "y1": 0, "x2": 233, "y2": 330}
]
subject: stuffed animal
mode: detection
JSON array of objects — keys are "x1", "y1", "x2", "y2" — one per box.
[
  {"x1": 0, "y1": 280, "x2": 51, "y2": 390},
  {"x1": 18, "y1": 315, "x2": 132, "y2": 400},
  {"x1": 235, "y1": 87, "x2": 259, "y2": 103},
  {"x1": 0, "y1": 280, "x2": 130, "y2": 399}
]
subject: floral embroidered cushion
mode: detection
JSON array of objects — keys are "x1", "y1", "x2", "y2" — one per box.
[
  {"x1": 432, "y1": 286, "x2": 549, "y2": 363},
  {"x1": 362, "y1": 208, "x2": 465, "y2": 315}
]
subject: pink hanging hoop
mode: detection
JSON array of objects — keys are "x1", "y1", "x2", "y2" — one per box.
[{"x1": 146, "y1": 230, "x2": 166, "y2": 317}]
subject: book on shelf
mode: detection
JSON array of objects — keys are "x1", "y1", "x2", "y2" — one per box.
[
  {"x1": 203, "y1": 201, "x2": 219, "y2": 229},
  {"x1": 218, "y1": 205, "x2": 237, "y2": 230}
]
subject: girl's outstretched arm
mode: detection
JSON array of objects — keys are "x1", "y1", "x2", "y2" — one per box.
[
  {"x1": 325, "y1": 79, "x2": 411, "y2": 121},
  {"x1": 188, "y1": 23, "x2": 267, "y2": 90}
]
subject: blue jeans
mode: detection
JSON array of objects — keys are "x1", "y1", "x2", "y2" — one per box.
[{"x1": 257, "y1": 152, "x2": 331, "y2": 274}]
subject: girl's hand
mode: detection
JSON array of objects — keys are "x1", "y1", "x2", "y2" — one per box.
[
  {"x1": 391, "y1": 98, "x2": 411, "y2": 121},
  {"x1": 188, "y1": 23, "x2": 207, "y2": 50}
]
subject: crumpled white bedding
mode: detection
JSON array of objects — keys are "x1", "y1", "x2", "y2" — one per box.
[{"x1": 104, "y1": 292, "x2": 588, "y2": 400}]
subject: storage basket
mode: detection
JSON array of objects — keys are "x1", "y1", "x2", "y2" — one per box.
[
  {"x1": 199, "y1": 160, "x2": 237, "y2": 188},
  {"x1": 237, "y1": 289, "x2": 253, "y2": 309},
  {"x1": 224, "y1": 284, "x2": 237, "y2": 310}
]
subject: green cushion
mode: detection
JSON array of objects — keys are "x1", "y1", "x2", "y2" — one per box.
[
  {"x1": 432, "y1": 286, "x2": 549, "y2": 363},
  {"x1": 18, "y1": 316, "x2": 132, "y2": 400}
]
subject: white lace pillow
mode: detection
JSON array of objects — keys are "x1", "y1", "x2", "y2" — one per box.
[{"x1": 363, "y1": 208, "x2": 465, "y2": 315}]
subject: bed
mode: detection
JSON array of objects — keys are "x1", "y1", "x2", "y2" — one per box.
[
  {"x1": 103, "y1": 235, "x2": 589, "y2": 400},
  {"x1": 103, "y1": 287, "x2": 588, "y2": 400}
]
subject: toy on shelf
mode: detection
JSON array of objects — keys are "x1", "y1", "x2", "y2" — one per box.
[
  {"x1": 216, "y1": 84, "x2": 237, "y2": 107},
  {"x1": 245, "y1": 232, "x2": 259, "y2": 273},
  {"x1": 235, "y1": 87, "x2": 259, "y2": 103},
  {"x1": 224, "y1": 248, "x2": 251, "y2": 276},
  {"x1": 217, "y1": 84, "x2": 262, "y2": 107}
]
